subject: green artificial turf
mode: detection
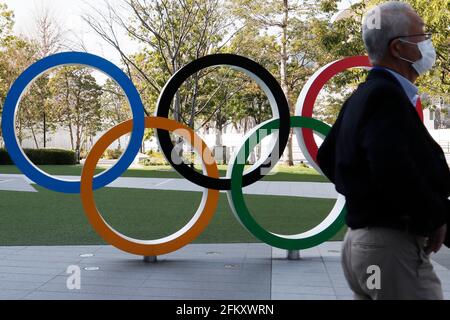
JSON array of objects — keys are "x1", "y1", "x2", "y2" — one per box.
[
  {"x1": 0, "y1": 186, "x2": 345, "y2": 246},
  {"x1": 0, "y1": 164, "x2": 330, "y2": 183}
]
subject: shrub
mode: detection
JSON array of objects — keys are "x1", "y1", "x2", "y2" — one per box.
[
  {"x1": 0, "y1": 148, "x2": 13, "y2": 165},
  {"x1": 140, "y1": 151, "x2": 169, "y2": 166},
  {"x1": 0, "y1": 148, "x2": 76, "y2": 165},
  {"x1": 79, "y1": 149, "x2": 89, "y2": 160},
  {"x1": 103, "y1": 148, "x2": 123, "y2": 160},
  {"x1": 299, "y1": 161, "x2": 310, "y2": 168}
]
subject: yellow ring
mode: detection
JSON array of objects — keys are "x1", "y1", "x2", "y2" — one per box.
[{"x1": 80, "y1": 117, "x2": 219, "y2": 256}]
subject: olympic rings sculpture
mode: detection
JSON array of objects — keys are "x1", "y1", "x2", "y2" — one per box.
[{"x1": 1, "y1": 52, "x2": 424, "y2": 256}]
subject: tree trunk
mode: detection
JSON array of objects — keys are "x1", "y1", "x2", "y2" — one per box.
[
  {"x1": 188, "y1": 73, "x2": 200, "y2": 128},
  {"x1": 65, "y1": 74, "x2": 74, "y2": 151},
  {"x1": 68, "y1": 121, "x2": 74, "y2": 150},
  {"x1": 172, "y1": 60, "x2": 184, "y2": 159},
  {"x1": 76, "y1": 125, "x2": 81, "y2": 163},
  {"x1": 17, "y1": 118, "x2": 23, "y2": 146},
  {"x1": 30, "y1": 125, "x2": 40, "y2": 149},
  {"x1": 215, "y1": 124, "x2": 223, "y2": 147},
  {"x1": 215, "y1": 116, "x2": 225, "y2": 164},
  {"x1": 280, "y1": 0, "x2": 294, "y2": 166},
  {"x1": 43, "y1": 109, "x2": 46, "y2": 149}
]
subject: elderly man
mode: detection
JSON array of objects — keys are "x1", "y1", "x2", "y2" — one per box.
[{"x1": 317, "y1": 1, "x2": 450, "y2": 300}]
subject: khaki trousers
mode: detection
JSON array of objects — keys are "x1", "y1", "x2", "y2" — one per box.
[{"x1": 341, "y1": 227, "x2": 443, "y2": 300}]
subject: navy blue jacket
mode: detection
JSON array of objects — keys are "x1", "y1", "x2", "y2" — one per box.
[{"x1": 317, "y1": 68, "x2": 450, "y2": 238}]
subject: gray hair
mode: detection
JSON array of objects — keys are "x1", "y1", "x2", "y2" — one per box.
[{"x1": 362, "y1": 1, "x2": 415, "y2": 64}]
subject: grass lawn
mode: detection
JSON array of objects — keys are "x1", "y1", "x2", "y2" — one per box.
[
  {"x1": 0, "y1": 164, "x2": 330, "y2": 183},
  {"x1": 0, "y1": 186, "x2": 345, "y2": 246}
]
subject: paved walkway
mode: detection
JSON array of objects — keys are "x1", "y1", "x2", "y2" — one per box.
[
  {"x1": 0, "y1": 242, "x2": 449, "y2": 300},
  {"x1": 0, "y1": 174, "x2": 338, "y2": 199},
  {"x1": 2, "y1": 173, "x2": 449, "y2": 300},
  {"x1": 0, "y1": 177, "x2": 37, "y2": 193}
]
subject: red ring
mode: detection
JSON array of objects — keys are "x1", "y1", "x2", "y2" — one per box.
[{"x1": 297, "y1": 56, "x2": 423, "y2": 162}]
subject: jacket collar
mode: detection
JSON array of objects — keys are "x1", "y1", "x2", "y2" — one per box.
[
  {"x1": 366, "y1": 67, "x2": 402, "y2": 86},
  {"x1": 366, "y1": 67, "x2": 420, "y2": 108}
]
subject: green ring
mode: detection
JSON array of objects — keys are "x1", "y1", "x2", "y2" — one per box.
[{"x1": 228, "y1": 116, "x2": 346, "y2": 250}]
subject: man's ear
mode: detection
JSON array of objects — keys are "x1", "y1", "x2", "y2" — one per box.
[{"x1": 389, "y1": 39, "x2": 403, "y2": 59}]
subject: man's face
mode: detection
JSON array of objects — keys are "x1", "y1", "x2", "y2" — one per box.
[{"x1": 390, "y1": 10, "x2": 428, "y2": 63}]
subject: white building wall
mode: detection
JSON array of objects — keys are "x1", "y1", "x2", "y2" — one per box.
[
  {"x1": 18, "y1": 114, "x2": 449, "y2": 166},
  {"x1": 20, "y1": 128, "x2": 124, "y2": 151}
]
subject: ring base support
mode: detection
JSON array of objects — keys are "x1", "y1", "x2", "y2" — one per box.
[
  {"x1": 143, "y1": 256, "x2": 158, "y2": 263},
  {"x1": 287, "y1": 250, "x2": 300, "y2": 260}
]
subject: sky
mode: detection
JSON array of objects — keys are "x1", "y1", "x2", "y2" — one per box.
[
  {"x1": 2, "y1": 0, "x2": 139, "y2": 65},
  {"x1": 3, "y1": 0, "x2": 360, "y2": 57},
  {"x1": 2, "y1": 0, "x2": 360, "y2": 82}
]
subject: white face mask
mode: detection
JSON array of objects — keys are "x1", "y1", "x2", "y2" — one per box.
[{"x1": 398, "y1": 39, "x2": 437, "y2": 75}]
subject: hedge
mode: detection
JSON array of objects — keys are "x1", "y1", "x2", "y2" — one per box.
[
  {"x1": 0, "y1": 148, "x2": 77, "y2": 165},
  {"x1": 103, "y1": 148, "x2": 123, "y2": 160}
]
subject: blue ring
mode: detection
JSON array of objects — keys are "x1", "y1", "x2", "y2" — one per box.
[{"x1": 1, "y1": 52, "x2": 145, "y2": 194}]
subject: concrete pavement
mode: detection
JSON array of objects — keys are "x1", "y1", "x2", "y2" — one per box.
[
  {"x1": 0, "y1": 174, "x2": 338, "y2": 199},
  {"x1": 2, "y1": 173, "x2": 449, "y2": 300},
  {"x1": 0, "y1": 242, "x2": 449, "y2": 300}
]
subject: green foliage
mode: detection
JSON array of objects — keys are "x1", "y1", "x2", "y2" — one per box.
[
  {"x1": 101, "y1": 79, "x2": 132, "y2": 127},
  {"x1": 1, "y1": 0, "x2": 448, "y2": 156},
  {"x1": 230, "y1": 0, "x2": 321, "y2": 107},
  {"x1": 48, "y1": 66, "x2": 103, "y2": 155},
  {"x1": 103, "y1": 148, "x2": 124, "y2": 160},
  {"x1": 140, "y1": 151, "x2": 169, "y2": 166},
  {"x1": 0, "y1": 3, "x2": 14, "y2": 45},
  {"x1": 0, "y1": 5, "x2": 58, "y2": 148},
  {"x1": 122, "y1": 0, "x2": 229, "y2": 127},
  {"x1": 143, "y1": 128, "x2": 154, "y2": 142},
  {"x1": 316, "y1": 0, "x2": 450, "y2": 117},
  {"x1": 0, "y1": 148, "x2": 76, "y2": 165},
  {"x1": 0, "y1": 38, "x2": 40, "y2": 141},
  {"x1": 0, "y1": 147, "x2": 11, "y2": 164},
  {"x1": 373, "y1": 0, "x2": 450, "y2": 100},
  {"x1": 225, "y1": 26, "x2": 281, "y2": 126}
]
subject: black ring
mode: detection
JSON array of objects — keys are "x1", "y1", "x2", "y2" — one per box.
[{"x1": 155, "y1": 54, "x2": 290, "y2": 190}]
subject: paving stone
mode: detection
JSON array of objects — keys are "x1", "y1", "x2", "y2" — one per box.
[
  {"x1": 0, "y1": 289, "x2": 31, "y2": 300},
  {"x1": 0, "y1": 280, "x2": 47, "y2": 291},
  {"x1": 24, "y1": 291, "x2": 131, "y2": 300},
  {"x1": 36, "y1": 282, "x2": 146, "y2": 296},
  {"x1": 0, "y1": 266, "x2": 64, "y2": 275},
  {"x1": 141, "y1": 279, "x2": 268, "y2": 292},
  {"x1": 271, "y1": 293, "x2": 337, "y2": 300},
  {"x1": 48, "y1": 275, "x2": 146, "y2": 287},
  {"x1": 0, "y1": 242, "x2": 448, "y2": 300},
  {"x1": 0, "y1": 259, "x2": 78, "y2": 269},
  {"x1": 5, "y1": 254, "x2": 82, "y2": 263},
  {"x1": 0, "y1": 273, "x2": 55, "y2": 283},
  {"x1": 272, "y1": 285, "x2": 336, "y2": 296}
]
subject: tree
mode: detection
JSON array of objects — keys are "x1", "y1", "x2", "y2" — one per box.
[
  {"x1": 313, "y1": 0, "x2": 450, "y2": 121},
  {"x1": 32, "y1": 5, "x2": 64, "y2": 58},
  {"x1": 0, "y1": 36, "x2": 42, "y2": 147},
  {"x1": 17, "y1": 72, "x2": 55, "y2": 148},
  {"x1": 1, "y1": 3, "x2": 66, "y2": 148},
  {"x1": 84, "y1": 0, "x2": 234, "y2": 161},
  {"x1": 391, "y1": 0, "x2": 449, "y2": 101},
  {"x1": 301, "y1": 1, "x2": 369, "y2": 124},
  {"x1": 101, "y1": 78, "x2": 132, "y2": 149},
  {"x1": 230, "y1": 0, "x2": 322, "y2": 165},
  {"x1": 0, "y1": 2, "x2": 15, "y2": 131},
  {"x1": 49, "y1": 67, "x2": 103, "y2": 161},
  {"x1": 0, "y1": 2, "x2": 13, "y2": 46},
  {"x1": 31, "y1": 5, "x2": 66, "y2": 148},
  {"x1": 84, "y1": 0, "x2": 229, "y2": 120}
]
